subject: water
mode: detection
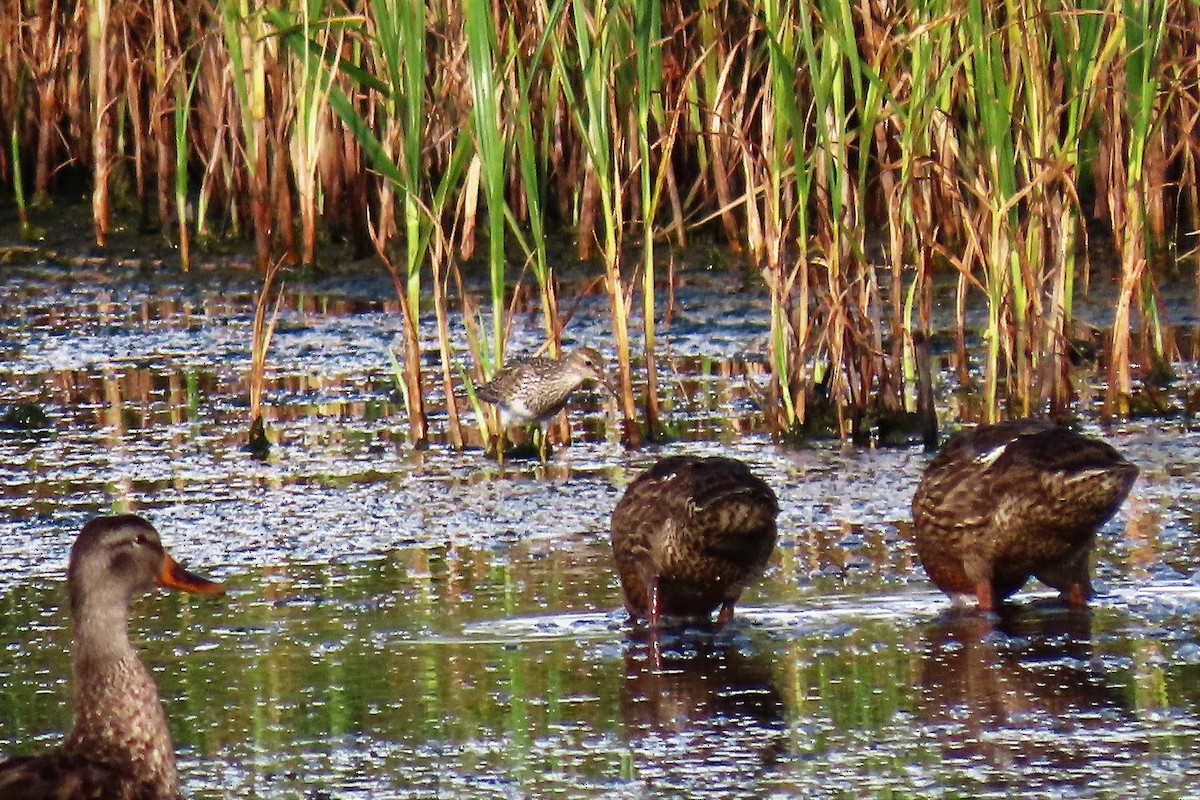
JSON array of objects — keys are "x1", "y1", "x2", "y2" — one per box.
[{"x1": 1, "y1": 263, "x2": 1199, "y2": 798}]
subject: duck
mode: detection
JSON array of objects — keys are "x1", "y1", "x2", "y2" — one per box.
[
  {"x1": 912, "y1": 419, "x2": 1138, "y2": 612},
  {"x1": 610, "y1": 455, "x2": 779, "y2": 627},
  {"x1": 475, "y1": 346, "x2": 610, "y2": 461},
  {"x1": 0, "y1": 514, "x2": 225, "y2": 800}
]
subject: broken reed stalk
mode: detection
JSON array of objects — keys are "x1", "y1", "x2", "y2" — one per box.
[
  {"x1": 248, "y1": 260, "x2": 285, "y2": 455},
  {"x1": 431, "y1": 242, "x2": 465, "y2": 452},
  {"x1": 380, "y1": 248, "x2": 429, "y2": 447}
]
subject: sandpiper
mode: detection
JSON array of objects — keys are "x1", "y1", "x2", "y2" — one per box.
[
  {"x1": 475, "y1": 346, "x2": 610, "y2": 461},
  {"x1": 912, "y1": 419, "x2": 1138, "y2": 612}
]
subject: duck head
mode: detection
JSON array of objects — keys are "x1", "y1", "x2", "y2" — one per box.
[{"x1": 68, "y1": 514, "x2": 224, "y2": 619}]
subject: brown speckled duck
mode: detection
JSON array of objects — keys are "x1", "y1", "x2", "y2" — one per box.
[
  {"x1": 611, "y1": 455, "x2": 779, "y2": 627},
  {"x1": 475, "y1": 347, "x2": 610, "y2": 461},
  {"x1": 0, "y1": 515, "x2": 224, "y2": 800},
  {"x1": 912, "y1": 419, "x2": 1138, "y2": 612}
]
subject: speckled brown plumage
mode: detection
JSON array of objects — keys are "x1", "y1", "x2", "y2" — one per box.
[
  {"x1": 611, "y1": 455, "x2": 779, "y2": 626},
  {"x1": 476, "y1": 346, "x2": 611, "y2": 461},
  {"x1": 912, "y1": 419, "x2": 1138, "y2": 612},
  {"x1": 0, "y1": 515, "x2": 224, "y2": 800},
  {"x1": 476, "y1": 347, "x2": 608, "y2": 429}
]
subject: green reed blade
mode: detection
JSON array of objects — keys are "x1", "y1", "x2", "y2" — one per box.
[{"x1": 464, "y1": 0, "x2": 509, "y2": 368}]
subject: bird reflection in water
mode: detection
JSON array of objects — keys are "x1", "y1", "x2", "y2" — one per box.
[
  {"x1": 918, "y1": 604, "x2": 1139, "y2": 790},
  {"x1": 618, "y1": 626, "x2": 787, "y2": 795}
]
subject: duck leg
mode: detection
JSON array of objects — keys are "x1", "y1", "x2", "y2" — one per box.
[
  {"x1": 647, "y1": 577, "x2": 661, "y2": 628},
  {"x1": 1035, "y1": 548, "x2": 1093, "y2": 610},
  {"x1": 491, "y1": 425, "x2": 506, "y2": 466},
  {"x1": 974, "y1": 581, "x2": 996, "y2": 614},
  {"x1": 716, "y1": 599, "x2": 737, "y2": 628},
  {"x1": 1064, "y1": 582, "x2": 1089, "y2": 610}
]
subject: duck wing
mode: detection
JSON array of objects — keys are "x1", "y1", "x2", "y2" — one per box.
[{"x1": 0, "y1": 751, "x2": 152, "y2": 800}]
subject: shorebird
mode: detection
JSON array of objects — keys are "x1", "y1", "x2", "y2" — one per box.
[{"x1": 475, "y1": 346, "x2": 610, "y2": 462}]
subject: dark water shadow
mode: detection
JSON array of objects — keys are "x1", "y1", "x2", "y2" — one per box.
[
  {"x1": 918, "y1": 603, "x2": 1140, "y2": 792},
  {"x1": 616, "y1": 625, "x2": 787, "y2": 796}
]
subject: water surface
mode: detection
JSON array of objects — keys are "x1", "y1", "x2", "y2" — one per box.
[{"x1": 1, "y1": 263, "x2": 1199, "y2": 798}]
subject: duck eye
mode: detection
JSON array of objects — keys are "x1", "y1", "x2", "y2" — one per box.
[{"x1": 133, "y1": 534, "x2": 149, "y2": 547}]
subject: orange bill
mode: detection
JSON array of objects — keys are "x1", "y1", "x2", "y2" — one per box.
[{"x1": 157, "y1": 553, "x2": 225, "y2": 596}]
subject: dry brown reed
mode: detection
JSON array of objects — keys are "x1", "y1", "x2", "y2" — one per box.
[{"x1": 2, "y1": 1, "x2": 1198, "y2": 443}]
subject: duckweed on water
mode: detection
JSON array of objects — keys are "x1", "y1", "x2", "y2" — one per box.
[{"x1": 1, "y1": 266, "x2": 1199, "y2": 798}]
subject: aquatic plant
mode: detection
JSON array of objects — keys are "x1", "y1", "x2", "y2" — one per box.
[
  {"x1": 0, "y1": 0, "x2": 1196, "y2": 441},
  {"x1": 248, "y1": 258, "x2": 284, "y2": 456}
]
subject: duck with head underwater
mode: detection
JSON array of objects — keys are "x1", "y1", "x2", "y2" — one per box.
[
  {"x1": 0, "y1": 514, "x2": 225, "y2": 800},
  {"x1": 610, "y1": 455, "x2": 779, "y2": 628},
  {"x1": 912, "y1": 419, "x2": 1138, "y2": 613}
]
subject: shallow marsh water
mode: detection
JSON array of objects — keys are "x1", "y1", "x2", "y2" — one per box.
[{"x1": 0, "y1": 263, "x2": 1199, "y2": 798}]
